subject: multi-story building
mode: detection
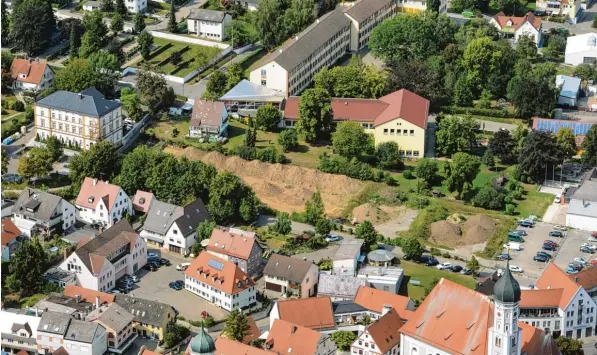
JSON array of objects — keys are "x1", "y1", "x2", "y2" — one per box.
[
  {"x1": 317, "y1": 274, "x2": 366, "y2": 301},
  {"x1": 263, "y1": 254, "x2": 319, "y2": 298},
  {"x1": 58, "y1": 220, "x2": 147, "y2": 292},
  {"x1": 354, "y1": 286, "x2": 415, "y2": 322},
  {"x1": 566, "y1": 168, "x2": 597, "y2": 230},
  {"x1": 206, "y1": 227, "x2": 263, "y2": 277},
  {"x1": 12, "y1": 188, "x2": 76, "y2": 237},
  {"x1": 124, "y1": 0, "x2": 146, "y2": 13},
  {"x1": 519, "y1": 263, "x2": 597, "y2": 339},
  {"x1": 399, "y1": 268, "x2": 562, "y2": 355},
  {"x1": 35, "y1": 292, "x2": 99, "y2": 320},
  {"x1": 35, "y1": 89, "x2": 123, "y2": 150},
  {"x1": 10, "y1": 58, "x2": 54, "y2": 92},
  {"x1": 330, "y1": 239, "x2": 363, "y2": 277},
  {"x1": 284, "y1": 89, "x2": 430, "y2": 158},
  {"x1": 112, "y1": 295, "x2": 176, "y2": 341},
  {"x1": 565, "y1": 32, "x2": 597, "y2": 65},
  {"x1": 2, "y1": 219, "x2": 23, "y2": 261},
  {"x1": 184, "y1": 251, "x2": 257, "y2": 311},
  {"x1": 91, "y1": 303, "x2": 137, "y2": 353},
  {"x1": 536, "y1": 0, "x2": 581, "y2": 23},
  {"x1": 75, "y1": 178, "x2": 133, "y2": 228},
  {"x1": 572, "y1": 267, "x2": 597, "y2": 301},
  {"x1": 265, "y1": 319, "x2": 337, "y2": 355},
  {"x1": 249, "y1": 8, "x2": 351, "y2": 96},
  {"x1": 187, "y1": 9, "x2": 232, "y2": 41},
  {"x1": 1, "y1": 310, "x2": 41, "y2": 355},
  {"x1": 37, "y1": 311, "x2": 107, "y2": 355},
  {"x1": 357, "y1": 266, "x2": 404, "y2": 294},
  {"x1": 140, "y1": 197, "x2": 210, "y2": 255},
  {"x1": 490, "y1": 11, "x2": 542, "y2": 44},
  {"x1": 270, "y1": 297, "x2": 336, "y2": 332},
  {"x1": 350, "y1": 308, "x2": 404, "y2": 355},
  {"x1": 343, "y1": 0, "x2": 398, "y2": 51}
]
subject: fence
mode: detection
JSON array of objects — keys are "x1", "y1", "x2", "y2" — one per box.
[{"x1": 150, "y1": 31, "x2": 231, "y2": 50}]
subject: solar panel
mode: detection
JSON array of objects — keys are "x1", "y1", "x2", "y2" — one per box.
[{"x1": 208, "y1": 259, "x2": 224, "y2": 271}]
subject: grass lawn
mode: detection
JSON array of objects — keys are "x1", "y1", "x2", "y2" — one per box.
[
  {"x1": 139, "y1": 38, "x2": 220, "y2": 77},
  {"x1": 526, "y1": 1, "x2": 536, "y2": 11},
  {"x1": 1, "y1": 112, "x2": 26, "y2": 136},
  {"x1": 148, "y1": 117, "x2": 191, "y2": 143},
  {"x1": 556, "y1": 64, "x2": 575, "y2": 76},
  {"x1": 513, "y1": 184, "x2": 554, "y2": 218},
  {"x1": 399, "y1": 260, "x2": 476, "y2": 301},
  {"x1": 472, "y1": 165, "x2": 502, "y2": 188}
]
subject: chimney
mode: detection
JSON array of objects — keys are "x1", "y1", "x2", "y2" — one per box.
[
  {"x1": 75, "y1": 294, "x2": 81, "y2": 303},
  {"x1": 93, "y1": 179, "x2": 97, "y2": 186},
  {"x1": 79, "y1": 93, "x2": 83, "y2": 99},
  {"x1": 291, "y1": 325, "x2": 297, "y2": 333},
  {"x1": 382, "y1": 304, "x2": 392, "y2": 316},
  {"x1": 95, "y1": 296, "x2": 100, "y2": 310}
]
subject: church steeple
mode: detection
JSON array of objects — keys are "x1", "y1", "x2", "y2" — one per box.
[{"x1": 488, "y1": 261, "x2": 522, "y2": 355}]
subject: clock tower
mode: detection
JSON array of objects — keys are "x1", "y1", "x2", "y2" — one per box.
[{"x1": 488, "y1": 261, "x2": 522, "y2": 355}]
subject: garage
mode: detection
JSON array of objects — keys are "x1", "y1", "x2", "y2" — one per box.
[
  {"x1": 266, "y1": 282, "x2": 282, "y2": 292},
  {"x1": 565, "y1": 169, "x2": 597, "y2": 231}
]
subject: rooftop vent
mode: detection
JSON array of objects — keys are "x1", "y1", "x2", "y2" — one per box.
[
  {"x1": 139, "y1": 197, "x2": 145, "y2": 204},
  {"x1": 88, "y1": 196, "x2": 95, "y2": 203}
]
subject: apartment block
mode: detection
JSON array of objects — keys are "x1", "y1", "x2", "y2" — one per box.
[{"x1": 343, "y1": 0, "x2": 398, "y2": 51}]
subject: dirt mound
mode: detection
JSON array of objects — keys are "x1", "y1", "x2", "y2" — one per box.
[
  {"x1": 165, "y1": 146, "x2": 368, "y2": 216},
  {"x1": 446, "y1": 213, "x2": 466, "y2": 224},
  {"x1": 429, "y1": 214, "x2": 497, "y2": 247},
  {"x1": 353, "y1": 203, "x2": 390, "y2": 224},
  {"x1": 461, "y1": 215, "x2": 497, "y2": 245},
  {"x1": 429, "y1": 221, "x2": 462, "y2": 245}
]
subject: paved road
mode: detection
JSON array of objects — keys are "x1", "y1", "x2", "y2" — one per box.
[
  {"x1": 478, "y1": 120, "x2": 517, "y2": 132},
  {"x1": 583, "y1": 335, "x2": 597, "y2": 355},
  {"x1": 541, "y1": 5, "x2": 597, "y2": 35},
  {"x1": 3, "y1": 126, "x2": 35, "y2": 174}
]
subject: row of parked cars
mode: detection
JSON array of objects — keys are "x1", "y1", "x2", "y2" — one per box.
[{"x1": 145, "y1": 252, "x2": 171, "y2": 271}]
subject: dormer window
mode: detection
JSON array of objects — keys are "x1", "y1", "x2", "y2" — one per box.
[
  {"x1": 237, "y1": 282, "x2": 241, "y2": 287},
  {"x1": 139, "y1": 197, "x2": 145, "y2": 204},
  {"x1": 88, "y1": 196, "x2": 95, "y2": 203},
  {"x1": 506, "y1": 20, "x2": 512, "y2": 26},
  {"x1": 20, "y1": 73, "x2": 26, "y2": 78}
]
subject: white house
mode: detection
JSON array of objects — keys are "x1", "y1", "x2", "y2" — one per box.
[
  {"x1": 0, "y1": 310, "x2": 41, "y2": 355},
  {"x1": 124, "y1": 0, "x2": 146, "y2": 13},
  {"x1": 332, "y1": 239, "x2": 363, "y2": 277},
  {"x1": 58, "y1": 220, "x2": 147, "y2": 292},
  {"x1": 556, "y1": 74, "x2": 582, "y2": 107},
  {"x1": 35, "y1": 89, "x2": 123, "y2": 150},
  {"x1": 139, "y1": 197, "x2": 210, "y2": 255},
  {"x1": 37, "y1": 311, "x2": 107, "y2": 355},
  {"x1": 12, "y1": 188, "x2": 76, "y2": 237},
  {"x1": 263, "y1": 254, "x2": 319, "y2": 298},
  {"x1": 10, "y1": 58, "x2": 54, "y2": 92},
  {"x1": 536, "y1": 0, "x2": 582, "y2": 23},
  {"x1": 187, "y1": 9, "x2": 232, "y2": 41},
  {"x1": 565, "y1": 33, "x2": 597, "y2": 65},
  {"x1": 489, "y1": 11, "x2": 542, "y2": 44},
  {"x1": 82, "y1": 1, "x2": 101, "y2": 11},
  {"x1": 184, "y1": 251, "x2": 257, "y2": 311},
  {"x1": 350, "y1": 308, "x2": 404, "y2": 355},
  {"x1": 188, "y1": 99, "x2": 229, "y2": 139},
  {"x1": 566, "y1": 168, "x2": 597, "y2": 230},
  {"x1": 75, "y1": 178, "x2": 132, "y2": 228}
]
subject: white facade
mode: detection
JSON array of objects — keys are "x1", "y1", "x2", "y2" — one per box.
[
  {"x1": 187, "y1": 14, "x2": 232, "y2": 41},
  {"x1": 344, "y1": 1, "x2": 397, "y2": 51},
  {"x1": 12, "y1": 65, "x2": 53, "y2": 92},
  {"x1": 489, "y1": 17, "x2": 541, "y2": 44},
  {"x1": 13, "y1": 195, "x2": 76, "y2": 236},
  {"x1": 400, "y1": 334, "x2": 451, "y2": 355},
  {"x1": 37, "y1": 323, "x2": 107, "y2": 355},
  {"x1": 35, "y1": 104, "x2": 123, "y2": 151},
  {"x1": 125, "y1": 0, "x2": 147, "y2": 13},
  {"x1": 566, "y1": 213, "x2": 597, "y2": 231},
  {"x1": 565, "y1": 33, "x2": 597, "y2": 65},
  {"x1": 76, "y1": 187, "x2": 132, "y2": 228},
  {"x1": 184, "y1": 274, "x2": 257, "y2": 312},
  {"x1": 351, "y1": 328, "x2": 399, "y2": 355},
  {"x1": 263, "y1": 263, "x2": 319, "y2": 298},
  {"x1": 140, "y1": 221, "x2": 197, "y2": 255},
  {"x1": 249, "y1": 62, "x2": 288, "y2": 95}
]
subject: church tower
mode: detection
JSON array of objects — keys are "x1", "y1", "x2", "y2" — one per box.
[{"x1": 488, "y1": 262, "x2": 522, "y2": 355}]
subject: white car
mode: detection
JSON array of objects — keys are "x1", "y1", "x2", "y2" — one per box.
[
  {"x1": 553, "y1": 225, "x2": 567, "y2": 231},
  {"x1": 436, "y1": 262, "x2": 452, "y2": 270},
  {"x1": 326, "y1": 234, "x2": 340, "y2": 243},
  {"x1": 589, "y1": 236, "x2": 597, "y2": 242},
  {"x1": 574, "y1": 257, "x2": 587, "y2": 265},
  {"x1": 176, "y1": 262, "x2": 191, "y2": 271},
  {"x1": 554, "y1": 195, "x2": 561, "y2": 204},
  {"x1": 509, "y1": 265, "x2": 524, "y2": 273},
  {"x1": 124, "y1": 275, "x2": 139, "y2": 282},
  {"x1": 581, "y1": 243, "x2": 597, "y2": 251},
  {"x1": 148, "y1": 252, "x2": 159, "y2": 259}
]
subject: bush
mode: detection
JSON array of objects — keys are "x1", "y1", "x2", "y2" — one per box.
[
  {"x1": 403, "y1": 169, "x2": 413, "y2": 179},
  {"x1": 13, "y1": 101, "x2": 25, "y2": 112},
  {"x1": 318, "y1": 152, "x2": 376, "y2": 182},
  {"x1": 505, "y1": 204, "x2": 516, "y2": 215},
  {"x1": 430, "y1": 247, "x2": 441, "y2": 256},
  {"x1": 511, "y1": 190, "x2": 522, "y2": 200},
  {"x1": 407, "y1": 204, "x2": 449, "y2": 239},
  {"x1": 406, "y1": 195, "x2": 429, "y2": 209},
  {"x1": 441, "y1": 106, "x2": 519, "y2": 118},
  {"x1": 472, "y1": 185, "x2": 506, "y2": 210},
  {"x1": 256, "y1": 146, "x2": 285, "y2": 163},
  {"x1": 442, "y1": 252, "x2": 452, "y2": 258}
]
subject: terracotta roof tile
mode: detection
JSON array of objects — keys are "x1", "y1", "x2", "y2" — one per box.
[
  {"x1": 284, "y1": 97, "x2": 388, "y2": 122},
  {"x1": 266, "y1": 319, "x2": 322, "y2": 355},
  {"x1": 376, "y1": 89, "x2": 430, "y2": 129},
  {"x1": 569, "y1": 266, "x2": 597, "y2": 291},
  {"x1": 207, "y1": 228, "x2": 258, "y2": 260},
  {"x1": 141, "y1": 350, "x2": 161, "y2": 355},
  {"x1": 63, "y1": 285, "x2": 115, "y2": 304},
  {"x1": 215, "y1": 337, "x2": 272, "y2": 355},
  {"x1": 520, "y1": 289, "x2": 564, "y2": 308},
  {"x1": 519, "y1": 322, "x2": 562, "y2": 355},
  {"x1": 10, "y1": 58, "x2": 50, "y2": 85},
  {"x1": 276, "y1": 296, "x2": 335, "y2": 329},
  {"x1": 365, "y1": 308, "x2": 404, "y2": 353},
  {"x1": 493, "y1": 11, "x2": 541, "y2": 31},
  {"x1": 536, "y1": 263, "x2": 581, "y2": 309},
  {"x1": 185, "y1": 251, "x2": 255, "y2": 294},
  {"x1": 132, "y1": 190, "x2": 155, "y2": 213},
  {"x1": 1, "y1": 219, "x2": 22, "y2": 245},
  {"x1": 354, "y1": 286, "x2": 414, "y2": 320},
  {"x1": 75, "y1": 177, "x2": 124, "y2": 211},
  {"x1": 242, "y1": 316, "x2": 261, "y2": 344}
]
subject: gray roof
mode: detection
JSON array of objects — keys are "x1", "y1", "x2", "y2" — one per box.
[
  {"x1": 318, "y1": 274, "x2": 366, "y2": 299},
  {"x1": 571, "y1": 168, "x2": 597, "y2": 202},
  {"x1": 113, "y1": 295, "x2": 174, "y2": 327},
  {"x1": 14, "y1": 189, "x2": 63, "y2": 222},
  {"x1": 80, "y1": 87, "x2": 105, "y2": 99},
  {"x1": 11, "y1": 322, "x2": 32, "y2": 334},
  {"x1": 556, "y1": 75, "x2": 581, "y2": 99},
  {"x1": 367, "y1": 249, "x2": 395, "y2": 262},
  {"x1": 44, "y1": 267, "x2": 76, "y2": 283},
  {"x1": 220, "y1": 79, "x2": 286, "y2": 103},
  {"x1": 37, "y1": 90, "x2": 121, "y2": 117},
  {"x1": 65, "y1": 319, "x2": 103, "y2": 343},
  {"x1": 85, "y1": 1, "x2": 101, "y2": 6},
  {"x1": 187, "y1": 8, "x2": 227, "y2": 22},
  {"x1": 493, "y1": 263, "x2": 521, "y2": 303},
  {"x1": 97, "y1": 303, "x2": 134, "y2": 331},
  {"x1": 332, "y1": 300, "x2": 367, "y2": 315},
  {"x1": 142, "y1": 198, "x2": 209, "y2": 236},
  {"x1": 344, "y1": 0, "x2": 394, "y2": 23},
  {"x1": 38, "y1": 311, "x2": 71, "y2": 335},
  {"x1": 333, "y1": 240, "x2": 363, "y2": 261},
  {"x1": 263, "y1": 254, "x2": 314, "y2": 284},
  {"x1": 567, "y1": 198, "x2": 597, "y2": 218},
  {"x1": 258, "y1": 9, "x2": 351, "y2": 72}
]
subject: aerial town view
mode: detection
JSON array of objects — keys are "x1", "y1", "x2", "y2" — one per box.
[{"x1": 1, "y1": 0, "x2": 597, "y2": 353}]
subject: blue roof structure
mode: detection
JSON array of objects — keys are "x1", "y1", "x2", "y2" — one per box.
[
  {"x1": 556, "y1": 75, "x2": 581, "y2": 99},
  {"x1": 534, "y1": 118, "x2": 594, "y2": 136}
]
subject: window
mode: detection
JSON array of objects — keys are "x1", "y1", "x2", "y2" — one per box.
[
  {"x1": 413, "y1": 151, "x2": 420, "y2": 157},
  {"x1": 384, "y1": 129, "x2": 388, "y2": 135},
  {"x1": 410, "y1": 130, "x2": 415, "y2": 135},
  {"x1": 261, "y1": 80, "x2": 267, "y2": 86},
  {"x1": 41, "y1": 119, "x2": 46, "y2": 127},
  {"x1": 495, "y1": 337, "x2": 501, "y2": 347},
  {"x1": 390, "y1": 129, "x2": 395, "y2": 135}
]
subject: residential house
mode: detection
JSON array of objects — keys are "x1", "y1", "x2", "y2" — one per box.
[
  {"x1": 187, "y1": 9, "x2": 232, "y2": 41},
  {"x1": 317, "y1": 274, "x2": 366, "y2": 301},
  {"x1": 132, "y1": 191, "x2": 155, "y2": 214},
  {"x1": 214, "y1": 337, "x2": 272, "y2": 355},
  {"x1": 566, "y1": 168, "x2": 597, "y2": 230},
  {"x1": 219, "y1": 79, "x2": 286, "y2": 117},
  {"x1": 242, "y1": 316, "x2": 261, "y2": 344},
  {"x1": 44, "y1": 267, "x2": 77, "y2": 288},
  {"x1": 284, "y1": 89, "x2": 430, "y2": 158},
  {"x1": 536, "y1": 0, "x2": 582, "y2": 23},
  {"x1": 206, "y1": 227, "x2": 263, "y2": 277},
  {"x1": 13, "y1": 188, "x2": 76, "y2": 237},
  {"x1": 519, "y1": 263, "x2": 597, "y2": 338},
  {"x1": 229, "y1": 0, "x2": 260, "y2": 11},
  {"x1": 249, "y1": 9, "x2": 351, "y2": 96},
  {"x1": 489, "y1": 11, "x2": 542, "y2": 44},
  {"x1": 265, "y1": 319, "x2": 337, "y2": 355},
  {"x1": 263, "y1": 254, "x2": 319, "y2": 298},
  {"x1": 37, "y1": 311, "x2": 107, "y2": 355},
  {"x1": 188, "y1": 99, "x2": 229, "y2": 139},
  {"x1": 332, "y1": 300, "x2": 368, "y2": 328},
  {"x1": 2, "y1": 219, "x2": 23, "y2": 261},
  {"x1": 75, "y1": 178, "x2": 133, "y2": 228},
  {"x1": 126, "y1": 0, "x2": 147, "y2": 13},
  {"x1": 343, "y1": 0, "x2": 398, "y2": 51},
  {"x1": 92, "y1": 303, "x2": 137, "y2": 353},
  {"x1": 34, "y1": 292, "x2": 99, "y2": 320},
  {"x1": 58, "y1": 220, "x2": 147, "y2": 292},
  {"x1": 534, "y1": 118, "x2": 594, "y2": 147},
  {"x1": 269, "y1": 296, "x2": 336, "y2": 332},
  {"x1": 357, "y1": 266, "x2": 404, "y2": 294},
  {"x1": 556, "y1": 74, "x2": 582, "y2": 107},
  {"x1": 10, "y1": 58, "x2": 54, "y2": 92},
  {"x1": 331, "y1": 239, "x2": 364, "y2": 277},
  {"x1": 113, "y1": 295, "x2": 175, "y2": 341},
  {"x1": 350, "y1": 308, "x2": 404, "y2": 355},
  {"x1": 0, "y1": 310, "x2": 41, "y2": 355},
  {"x1": 82, "y1": 1, "x2": 101, "y2": 11},
  {"x1": 140, "y1": 197, "x2": 210, "y2": 255},
  {"x1": 184, "y1": 251, "x2": 257, "y2": 311},
  {"x1": 566, "y1": 33, "x2": 597, "y2": 65},
  {"x1": 354, "y1": 286, "x2": 416, "y2": 322}
]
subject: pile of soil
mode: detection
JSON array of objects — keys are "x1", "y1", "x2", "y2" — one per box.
[
  {"x1": 165, "y1": 147, "x2": 368, "y2": 216},
  {"x1": 352, "y1": 203, "x2": 391, "y2": 224},
  {"x1": 446, "y1": 213, "x2": 466, "y2": 224},
  {"x1": 429, "y1": 214, "x2": 497, "y2": 247},
  {"x1": 429, "y1": 221, "x2": 462, "y2": 245},
  {"x1": 461, "y1": 215, "x2": 497, "y2": 245}
]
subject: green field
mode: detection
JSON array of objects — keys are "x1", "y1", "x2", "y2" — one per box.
[
  {"x1": 513, "y1": 184, "x2": 554, "y2": 218},
  {"x1": 140, "y1": 38, "x2": 220, "y2": 77},
  {"x1": 399, "y1": 260, "x2": 477, "y2": 301}
]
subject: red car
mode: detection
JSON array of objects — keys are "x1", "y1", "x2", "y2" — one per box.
[
  {"x1": 544, "y1": 240, "x2": 559, "y2": 247},
  {"x1": 590, "y1": 259, "x2": 597, "y2": 267}
]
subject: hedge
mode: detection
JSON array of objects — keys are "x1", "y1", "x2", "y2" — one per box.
[{"x1": 441, "y1": 106, "x2": 520, "y2": 119}]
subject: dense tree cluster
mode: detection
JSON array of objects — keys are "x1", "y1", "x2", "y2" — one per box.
[
  {"x1": 255, "y1": 0, "x2": 318, "y2": 50},
  {"x1": 314, "y1": 56, "x2": 386, "y2": 99},
  {"x1": 55, "y1": 51, "x2": 121, "y2": 98}
]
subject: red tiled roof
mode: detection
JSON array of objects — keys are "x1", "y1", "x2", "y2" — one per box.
[
  {"x1": 243, "y1": 316, "x2": 261, "y2": 344},
  {"x1": 276, "y1": 296, "x2": 335, "y2": 329},
  {"x1": 185, "y1": 251, "x2": 255, "y2": 294},
  {"x1": 536, "y1": 263, "x2": 581, "y2": 309},
  {"x1": 365, "y1": 308, "x2": 404, "y2": 353},
  {"x1": 215, "y1": 337, "x2": 272, "y2": 355},
  {"x1": 376, "y1": 89, "x2": 430, "y2": 129},
  {"x1": 141, "y1": 349, "x2": 162, "y2": 355},
  {"x1": 207, "y1": 228, "x2": 257, "y2": 260},
  {"x1": 493, "y1": 11, "x2": 541, "y2": 31},
  {"x1": 354, "y1": 286, "x2": 414, "y2": 320},
  {"x1": 10, "y1": 58, "x2": 50, "y2": 85},
  {"x1": 1, "y1": 219, "x2": 22, "y2": 245},
  {"x1": 75, "y1": 177, "x2": 123, "y2": 211},
  {"x1": 63, "y1": 285, "x2": 115, "y2": 304},
  {"x1": 266, "y1": 319, "x2": 322, "y2": 355},
  {"x1": 520, "y1": 289, "x2": 564, "y2": 308},
  {"x1": 519, "y1": 322, "x2": 562, "y2": 355},
  {"x1": 132, "y1": 190, "x2": 155, "y2": 213},
  {"x1": 284, "y1": 97, "x2": 388, "y2": 122},
  {"x1": 190, "y1": 100, "x2": 225, "y2": 128},
  {"x1": 569, "y1": 266, "x2": 597, "y2": 291}
]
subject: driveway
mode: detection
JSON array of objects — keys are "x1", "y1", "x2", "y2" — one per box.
[
  {"x1": 541, "y1": 5, "x2": 597, "y2": 34},
  {"x1": 542, "y1": 204, "x2": 568, "y2": 225},
  {"x1": 478, "y1": 120, "x2": 517, "y2": 132}
]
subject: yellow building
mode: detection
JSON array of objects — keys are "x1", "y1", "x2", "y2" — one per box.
[
  {"x1": 113, "y1": 295, "x2": 176, "y2": 341},
  {"x1": 283, "y1": 89, "x2": 429, "y2": 158}
]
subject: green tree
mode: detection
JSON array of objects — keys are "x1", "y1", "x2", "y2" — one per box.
[
  {"x1": 513, "y1": 123, "x2": 529, "y2": 155},
  {"x1": 489, "y1": 0, "x2": 520, "y2": 15},
  {"x1": 278, "y1": 129, "x2": 299, "y2": 152},
  {"x1": 167, "y1": 0, "x2": 177, "y2": 33},
  {"x1": 116, "y1": 145, "x2": 164, "y2": 194},
  {"x1": 376, "y1": 141, "x2": 402, "y2": 170},
  {"x1": 226, "y1": 20, "x2": 255, "y2": 48},
  {"x1": 243, "y1": 119, "x2": 257, "y2": 147},
  {"x1": 137, "y1": 69, "x2": 175, "y2": 114},
  {"x1": 120, "y1": 88, "x2": 143, "y2": 121},
  {"x1": 436, "y1": 115, "x2": 480, "y2": 156},
  {"x1": 255, "y1": 105, "x2": 282, "y2": 130},
  {"x1": 304, "y1": 190, "x2": 325, "y2": 225},
  {"x1": 115, "y1": 0, "x2": 127, "y2": 16},
  {"x1": 445, "y1": 152, "x2": 481, "y2": 199},
  {"x1": 283, "y1": 0, "x2": 316, "y2": 38},
  {"x1": 545, "y1": 35, "x2": 566, "y2": 57},
  {"x1": 315, "y1": 218, "x2": 332, "y2": 236},
  {"x1": 556, "y1": 127, "x2": 578, "y2": 161},
  {"x1": 314, "y1": 56, "x2": 386, "y2": 99},
  {"x1": 515, "y1": 35, "x2": 537, "y2": 59},
  {"x1": 1, "y1": 0, "x2": 10, "y2": 45},
  {"x1": 138, "y1": 30, "x2": 154, "y2": 60},
  {"x1": 197, "y1": 220, "x2": 216, "y2": 241},
  {"x1": 466, "y1": 255, "x2": 480, "y2": 273},
  {"x1": 402, "y1": 236, "x2": 424, "y2": 260},
  {"x1": 489, "y1": 129, "x2": 516, "y2": 164},
  {"x1": 481, "y1": 149, "x2": 496, "y2": 171},
  {"x1": 331, "y1": 121, "x2": 369, "y2": 158},
  {"x1": 54, "y1": 57, "x2": 117, "y2": 98},
  {"x1": 355, "y1": 220, "x2": 377, "y2": 248},
  {"x1": 7, "y1": 237, "x2": 48, "y2": 296},
  {"x1": 1, "y1": 147, "x2": 8, "y2": 175},
  {"x1": 507, "y1": 61, "x2": 559, "y2": 119},
  {"x1": 208, "y1": 172, "x2": 259, "y2": 223},
  {"x1": 79, "y1": 10, "x2": 108, "y2": 58},
  {"x1": 45, "y1": 136, "x2": 64, "y2": 162},
  {"x1": 518, "y1": 130, "x2": 563, "y2": 182},
  {"x1": 69, "y1": 141, "x2": 121, "y2": 188},
  {"x1": 463, "y1": 37, "x2": 515, "y2": 97},
  {"x1": 226, "y1": 62, "x2": 244, "y2": 90},
  {"x1": 574, "y1": 63, "x2": 597, "y2": 82},
  {"x1": 594, "y1": 15, "x2": 597, "y2": 28},
  {"x1": 472, "y1": 185, "x2": 505, "y2": 210},
  {"x1": 555, "y1": 337, "x2": 584, "y2": 355},
  {"x1": 297, "y1": 88, "x2": 333, "y2": 143},
  {"x1": 331, "y1": 331, "x2": 357, "y2": 351},
  {"x1": 133, "y1": 12, "x2": 146, "y2": 34},
  {"x1": 453, "y1": 74, "x2": 474, "y2": 107},
  {"x1": 17, "y1": 147, "x2": 53, "y2": 180},
  {"x1": 271, "y1": 212, "x2": 292, "y2": 235},
  {"x1": 415, "y1": 158, "x2": 439, "y2": 187},
  {"x1": 102, "y1": 0, "x2": 114, "y2": 12},
  {"x1": 110, "y1": 13, "x2": 124, "y2": 33},
  {"x1": 581, "y1": 125, "x2": 597, "y2": 165},
  {"x1": 202, "y1": 70, "x2": 228, "y2": 100},
  {"x1": 255, "y1": 0, "x2": 285, "y2": 50},
  {"x1": 222, "y1": 309, "x2": 251, "y2": 342},
  {"x1": 163, "y1": 323, "x2": 190, "y2": 349},
  {"x1": 69, "y1": 26, "x2": 80, "y2": 58},
  {"x1": 11, "y1": 0, "x2": 56, "y2": 55}
]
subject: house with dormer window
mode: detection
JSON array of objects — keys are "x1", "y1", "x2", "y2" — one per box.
[
  {"x1": 10, "y1": 58, "x2": 54, "y2": 92},
  {"x1": 206, "y1": 227, "x2": 263, "y2": 277},
  {"x1": 13, "y1": 188, "x2": 76, "y2": 237},
  {"x1": 75, "y1": 178, "x2": 132, "y2": 228},
  {"x1": 490, "y1": 11, "x2": 542, "y2": 44}
]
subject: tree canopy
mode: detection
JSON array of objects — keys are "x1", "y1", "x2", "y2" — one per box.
[
  {"x1": 18, "y1": 147, "x2": 53, "y2": 180},
  {"x1": 445, "y1": 152, "x2": 481, "y2": 199},
  {"x1": 137, "y1": 69, "x2": 176, "y2": 114},
  {"x1": 331, "y1": 121, "x2": 370, "y2": 159},
  {"x1": 489, "y1": 129, "x2": 516, "y2": 164},
  {"x1": 581, "y1": 125, "x2": 597, "y2": 165},
  {"x1": 518, "y1": 130, "x2": 563, "y2": 182},
  {"x1": 436, "y1": 115, "x2": 480, "y2": 156},
  {"x1": 69, "y1": 141, "x2": 121, "y2": 189},
  {"x1": 507, "y1": 61, "x2": 559, "y2": 119},
  {"x1": 222, "y1": 309, "x2": 252, "y2": 342},
  {"x1": 297, "y1": 88, "x2": 333, "y2": 143},
  {"x1": 255, "y1": 105, "x2": 282, "y2": 130},
  {"x1": 314, "y1": 56, "x2": 386, "y2": 99}
]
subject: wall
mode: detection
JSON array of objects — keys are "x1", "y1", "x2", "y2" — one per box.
[
  {"x1": 150, "y1": 31, "x2": 231, "y2": 49},
  {"x1": 63, "y1": 325, "x2": 107, "y2": 355},
  {"x1": 374, "y1": 118, "x2": 426, "y2": 158},
  {"x1": 250, "y1": 62, "x2": 288, "y2": 94},
  {"x1": 184, "y1": 274, "x2": 257, "y2": 311},
  {"x1": 515, "y1": 22, "x2": 540, "y2": 44},
  {"x1": 60, "y1": 252, "x2": 99, "y2": 290},
  {"x1": 60, "y1": 199, "x2": 77, "y2": 231},
  {"x1": 565, "y1": 50, "x2": 597, "y2": 65},
  {"x1": 400, "y1": 334, "x2": 452, "y2": 355},
  {"x1": 566, "y1": 210, "x2": 597, "y2": 231},
  {"x1": 77, "y1": 187, "x2": 132, "y2": 228},
  {"x1": 333, "y1": 258, "x2": 358, "y2": 277},
  {"x1": 300, "y1": 264, "x2": 319, "y2": 298}
]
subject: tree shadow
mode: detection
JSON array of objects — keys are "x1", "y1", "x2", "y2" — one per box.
[
  {"x1": 290, "y1": 144, "x2": 310, "y2": 153},
  {"x1": 227, "y1": 124, "x2": 245, "y2": 139},
  {"x1": 398, "y1": 275, "x2": 411, "y2": 297}
]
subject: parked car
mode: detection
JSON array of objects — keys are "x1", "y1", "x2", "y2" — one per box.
[
  {"x1": 436, "y1": 262, "x2": 452, "y2": 270},
  {"x1": 124, "y1": 275, "x2": 139, "y2": 283},
  {"x1": 149, "y1": 261, "x2": 161, "y2": 268},
  {"x1": 509, "y1": 265, "x2": 524, "y2": 273},
  {"x1": 543, "y1": 240, "x2": 559, "y2": 247},
  {"x1": 176, "y1": 262, "x2": 191, "y2": 271},
  {"x1": 515, "y1": 230, "x2": 528, "y2": 236},
  {"x1": 109, "y1": 289, "x2": 121, "y2": 294},
  {"x1": 518, "y1": 220, "x2": 533, "y2": 228},
  {"x1": 581, "y1": 243, "x2": 597, "y2": 251},
  {"x1": 326, "y1": 234, "x2": 340, "y2": 243},
  {"x1": 591, "y1": 259, "x2": 597, "y2": 267},
  {"x1": 144, "y1": 263, "x2": 157, "y2": 272},
  {"x1": 568, "y1": 262, "x2": 583, "y2": 271},
  {"x1": 169, "y1": 281, "x2": 183, "y2": 290},
  {"x1": 573, "y1": 257, "x2": 587, "y2": 265},
  {"x1": 549, "y1": 231, "x2": 564, "y2": 237},
  {"x1": 533, "y1": 254, "x2": 549, "y2": 262},
  {"x1": 580, "y1": 246, "x2": 596, "y2": 254},
  {"x1": 460, "y1": 268, "x2": 473, "y2": 275},
  {"x1": 426, "y1": 258, "x2": 439, "y2": 267},
  {"x1": 554, "y1": 225, "x2": 566, "y2": 231},
  {"x1": 508, "y1": 233, "x2": 525, "y2": 243},
  {"x1": 536, "y1": 251, "x2": 552, "y2": 259},
  {"x1": 566, "y1": 267, "x2": 579, "y2": 274},
  {"x1": 503, "y1": 242, "x2": 522, "y2": 251},
  {"x1": 542, "y1": 244, "x2": 557, "y2": 251},
  {"x1": 450, "y1": 265, "x2": 463, "y2": 273},
  {"x1": 148, "y1": 252, "x2": 159, "y2": 259},
  {"x1": 496, "y1": 253, "x2": 512, "y2": 260},
  {"x1": 590, "y1": 232, "x2": 597, "y2": 242},
  {"x1": 1, "y1": 173, "x2": 22, "y2": 183},
  {"x1": 160, "y1": 258, "x2": 171, "y2": 266},
  {"x1": 554, "y1": 195, "x2": 561, "y2": 204}
]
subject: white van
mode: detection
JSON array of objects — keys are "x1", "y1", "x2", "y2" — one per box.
[{"x1": 503, "y1": 242, "x2": 522, "y2": 251}]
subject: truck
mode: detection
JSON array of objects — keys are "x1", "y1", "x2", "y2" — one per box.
[{"x1": 503, "y1": 242, "x2": 522, "y2": 251}]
